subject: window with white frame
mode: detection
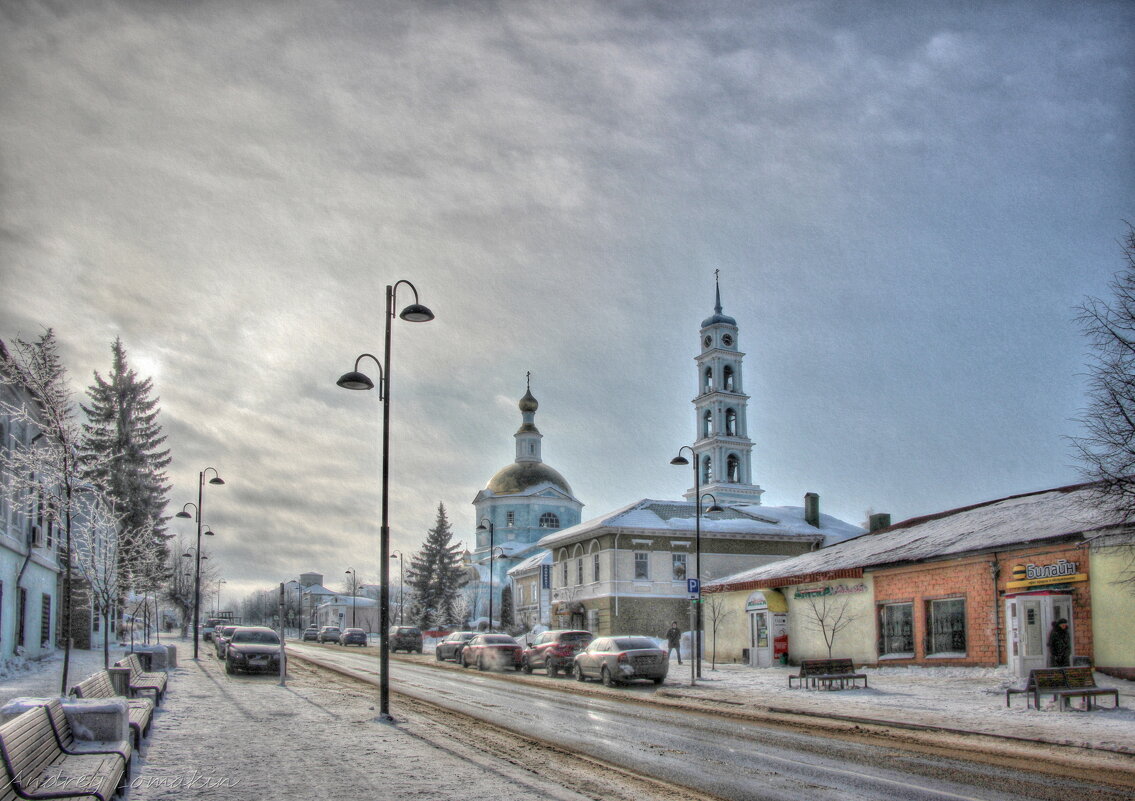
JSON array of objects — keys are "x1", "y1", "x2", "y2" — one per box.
[
  {"x1": 576, "y1": 558, "x2": 583, "y2": 585},
  {"x1": 506, "y1": 511, "x2": 515, "y2": 527},
  {"x1": 592, "y1": 552, "x2": 600, "y2": 582},
  {"x1": 879, "y1": 602, "x2": 914, "y2": 656},
  {"x1": 927, "y1": 598, "x2": 966, "y2": 655},
  {"x1": 561, "y1": 559, "x2": 568, "y2": 587},
  {"x1": 672, "y1": 553, "x2": 687, "y2": 581},
  {"x1": 539, "y1": 512, "x2": 560, "y2": 529},
  {"x1": 634, "y1": 552, "x2": 650, "y2": 581}
]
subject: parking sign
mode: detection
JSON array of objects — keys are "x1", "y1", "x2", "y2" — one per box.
[{"x1": 687, "y1": 578, "x2": 700, "y2": 597}]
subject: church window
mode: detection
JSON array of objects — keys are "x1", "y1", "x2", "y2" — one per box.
[
  {"x1": 703, "y1": 367, "x2": 713, "y2": 393},
  {"x1": 725, "y1": 408, "x2": 737, "y2": 436},
  {"x1": 672, "y1": 553, "x2": 687, "y2": 581},
  {"x1": 727, "y1": 454, "x2": 740, "y2": 483},
  {"x1": 702, "y1": 456, "x2": 713, "y2": 483},
  {"x1": 723, "y1": 366, "x2": 735, "y2": 391},
  {"x1": 634, "y1": 552, "x2": 650, "y2": 581},
  {"x1": 702, "y1": 410, "x2": 713, "y2": 438},
  {"x1": 506, "y1": 511, "x2": 515, "y2": 527},
  {"x1": 539, "y1": 512, "x2": 560, "y2": 529}
]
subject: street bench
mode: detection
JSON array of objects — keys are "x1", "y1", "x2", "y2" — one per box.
[
  {"x1": 788, "y1": 658, "x2": 868, "y2": 690},
  {"x1": 71, "y1": 671, "x2": 154, "y2": 750},
  {"x1": 0, "y1": 704, "x2": 126, "y2": 801},
  {"x1": 1006, "y1": 666, "x2": 1120, "y2": 711},
  {"x1": 114, "y1": 654, "x2": 167, "y2": 705}
]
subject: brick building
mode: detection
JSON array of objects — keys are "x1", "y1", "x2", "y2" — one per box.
[{"x1": 705, "y1": 483, "x2": 1133, "y2": 678}]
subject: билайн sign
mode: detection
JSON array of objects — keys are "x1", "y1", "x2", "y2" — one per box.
[{"x1": 1005, "y1": 558, "x2": 1087, "y2": 590}]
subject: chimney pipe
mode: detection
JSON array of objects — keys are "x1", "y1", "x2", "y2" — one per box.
[
  {"x1": 804, "y1": 492, "x2": 820, "y2": 527},
  {"x1": 868, "y1": 513, "x2": 891, "y2": 532}
]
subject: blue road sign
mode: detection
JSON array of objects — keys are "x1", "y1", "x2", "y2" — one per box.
[{"x1": 687, "y1": 578, "x2": 700, "y2": 596}]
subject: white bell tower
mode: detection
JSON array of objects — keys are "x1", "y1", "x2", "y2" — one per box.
[{"x1": 685, "y1": 272, "x2": 764, "y2": 505}]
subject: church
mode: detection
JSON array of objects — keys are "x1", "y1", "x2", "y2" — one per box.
[
  {"x1": 532, "y1": 278, "x2": 862, "y2": 636},
  {"x1": 468, "y1": 377, "x2": 583, "y2": 626}
]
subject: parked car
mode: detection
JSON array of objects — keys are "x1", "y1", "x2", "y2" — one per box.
[
  {"x1": 434, "y1": 631, "x2": 477, "y2": 662},
  {"x1": 521, "y1": 629, "x2": 593, "y2": 677},
  {"x1": 214, "y1": 625, "x2": 241, "y2": 658},
  {"x1": 202, "y1": 617, "x2": 228, "y2": 642},
  {"x1": 317, "y1": 626, "x2": 342, "y2": 643},
  {"x1": 225, "y1": 627, "x2": 282, "y2": 675},
  {"x1": 338, "y1": 628, "x2": 367, "y2": 646},
  {"x1": 572, "y1": 636, "x2": 668, "y2": 686},
  {"x1": 388, "y1": 626, "x2": 423, "y2": 653},
  {"x1": 302, "y1": 626, "x2": 320, "y2": 642},
  {"x1": 461, "y1": 633, "x2": 523, "y2": 671}
]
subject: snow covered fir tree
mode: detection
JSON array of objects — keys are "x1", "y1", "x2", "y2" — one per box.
[{"x1": 406, "y1": 503, "x2": 468, "y2": 630}]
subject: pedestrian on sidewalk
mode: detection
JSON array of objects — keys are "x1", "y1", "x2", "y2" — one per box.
[
  {"x1": 665, "y1": 621, "x2": 682, "y2": 665},
  {"x1": 1047, "y1": 618, "x2": 1070, "y2": 667}
]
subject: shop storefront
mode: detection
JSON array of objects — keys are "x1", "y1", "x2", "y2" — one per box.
[
  {"x1": 745, "y1": 590, "x2": 787, "y2": 667},
  {"x1": 1002, "y1": 556, "x2": 1088, "y2": 676}
]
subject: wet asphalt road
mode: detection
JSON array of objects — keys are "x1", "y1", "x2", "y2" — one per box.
[{"x1": 288, "y1": 643, "x2": 1130, "y2": 801}]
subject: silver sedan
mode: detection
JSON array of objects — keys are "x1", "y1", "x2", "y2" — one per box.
[{"x1": 572, "y1": 636, "x2": 668, "y2": 686}]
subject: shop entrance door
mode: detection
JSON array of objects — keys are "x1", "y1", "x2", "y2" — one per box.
[
  {"x1": 749, "y1": 611, "x2": 771, "y2": 667},
  {"x1": 1005, "y1": 594, "x2": 1074, "y2": 676}
]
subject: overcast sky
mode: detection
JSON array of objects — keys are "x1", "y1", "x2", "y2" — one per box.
[{"x1": 1, "y1": 0, "x2": 1131, "y2": 604}]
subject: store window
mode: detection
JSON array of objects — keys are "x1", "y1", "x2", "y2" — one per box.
[
  {"x1": 926, "y1": 598, "x2": 966, "y2": 655},
  {"x1": 879, "y1": 602, "x2": 913, "y2": 656},
  {"x1": 634, "y1": 552, "x2": 650, "y2": 581}
]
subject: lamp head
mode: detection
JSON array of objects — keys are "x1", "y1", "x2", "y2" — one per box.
[
  {"x1": 203, "y1": 528, "x2": 215, "y2": 536},
  {"x1": 208, "y1": 476, "x2": 225, "y2": 485},
  {"x1": 399, "y1": 303, "x2": 434, "y2": 323},
  {"x1": 670, "y1": 455, "x2": 690, "y2": 466},
  {"x1": 175, "y1": 510, "x2": 192, "y2": 519},
  {"x1": 336, "y1": 371, "x2": 375, "y2": 391},
  {"x1": 706, "y1": 503, "x2": 724, "y2": 513}
]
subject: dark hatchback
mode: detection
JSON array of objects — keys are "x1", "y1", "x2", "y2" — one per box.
[
  {"x1": 225, "y1": 627, "x2": 282, "y2": 675},
  {"x1": 435, "y1": 631, "x2": 477, "y2": 662},
  {"x1": 338, "y1": 628, "x2": 367, "y2": 646},
  {"x1": 521, "y1": 630, "x2": 594, "y2": 677}
]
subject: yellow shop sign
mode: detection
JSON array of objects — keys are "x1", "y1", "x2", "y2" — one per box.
[{"x1": 1005, "y1": 559, "x2": 1087, "y2": 589}]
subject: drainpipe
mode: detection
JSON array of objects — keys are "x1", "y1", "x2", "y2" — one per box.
[
  {"x1": 990, "y1": 558, "x2": 1001, "y2": 667},
  {"x1": 613, "y1": 532, "x2": 621, "y2": 621}
]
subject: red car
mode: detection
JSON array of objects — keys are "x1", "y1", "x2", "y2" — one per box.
[
  {"x1": 521, "y1": 630, "x2": 593, "y2": 677},
  {"x1": 461, "y1": 634, "x2": 523, "y2": 671}
]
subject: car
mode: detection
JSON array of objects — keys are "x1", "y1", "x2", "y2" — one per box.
[
  {"x1": 317, "y1": 626, "x2": 342, "y2": 643},
  {"x1": 388, "y1": 626, "x2": 422, "y2": 653},
  {"x1": 202, "y1": 617, "x2": 228, "y2": 643},
  {"x1": 214, "y1": 625, "x2": 241, "y2": 658},
  {"x1": 521, "y1": 629, "x2": 593, "y2": 677},
  {"x1": 225, "y1": 626, "x2": 283, "y2": 675},
  {"x1": 461, "y1": 633, "x2": 523, "y2": 671},
  {"x1": 302, "y1": 626, "x2": 320, "y2": 642},
  {"x1": 572, "y1": 636, "x2": 669, "y2": 686},
  {"x1": 434, "y1": 631, "x2": 477, "y2": 662},
  {"x1": 338, "y1": 628, "x2": 367, "y2": 646}
]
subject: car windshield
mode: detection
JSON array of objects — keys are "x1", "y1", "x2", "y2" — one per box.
[
  {"x1": 232, "y1": 630, "x2": 280, "y2": 644},
  {"x1": 220, "y1": 627, "x2": 237, "y2": 636},
  {"x1": 613, "y1": 637, "x2": 657, "y2": 651},
  {"x1": 559, "y1": 632, "x2": 591, "y2": 642},
  {"x1": 345, "y1": 629, "x2": 364, "y2": 634}
]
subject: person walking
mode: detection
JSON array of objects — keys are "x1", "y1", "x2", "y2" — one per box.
[
  {"x1": 1047, "y1": 618, "x2": 1071, "y2": 667},
  {"x1": 665, "y1": 621, "x2": 682, "y2": 665}
]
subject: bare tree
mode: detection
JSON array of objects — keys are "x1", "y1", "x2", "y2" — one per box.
[
  {"x1": 1073, "y1": 224, "x2": 1135, "y2": 586},
  {"x1": 800, "y1": 590, "x2": 858, "y2": 658},
  {"x1": 703, "y1": 592, "x2": 734, "y2": 670}
]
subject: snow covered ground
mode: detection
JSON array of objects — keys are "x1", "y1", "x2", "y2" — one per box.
[{"x1": 0, "y1": 639, "x2": 1131, "y2": 801}]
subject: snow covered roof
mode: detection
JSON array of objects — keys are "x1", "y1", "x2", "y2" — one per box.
[
  {"x1": 301, "y1": 584, "x2": 336, "y2": 595},
  {"x1": 536, "y1": 498, "x2": 862, "y2": 549},
  {"x1": 706, "y1": 482, "x2": 1123, "y2": 591},
  {"x1": 508, "y1": 550, "x2": 551, "y2": 576}
]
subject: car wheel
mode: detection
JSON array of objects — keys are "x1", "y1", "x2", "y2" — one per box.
[
  {"x1": 477, "y1": 656, "x2": 486, "y2": 671},
  {"x1": 652, "y1": 677, "x2": 664, "y2": 685},
  {"x1": 574, "y1": 663, "x2": 586, "y2": 682},
  {"x1": 462, "y1": 653, "x2": 471, "y2": 668},
  {"x1": 521, "y1": 657, "x2": 532, "y2": 674},
  {"x1": 601, "y1": 666, "x2": 616, "y2": 687},
  {"x1": 435, "y1": 649, "x2": 444, "y2": 661},
  {"x1": 547, "y1": 660, "x2": 558, "y2": 678},
  {"x1": 225, "y1": 658, "x2": 235, "y2": 675}
]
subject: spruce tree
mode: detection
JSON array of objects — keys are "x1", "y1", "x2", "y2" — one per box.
[
  {"x1": 406, "y1": 503, "x2": 468, "y2": 629},
  {"x1": 80, "y1": 338, "x2": 172, "y2": 569}
]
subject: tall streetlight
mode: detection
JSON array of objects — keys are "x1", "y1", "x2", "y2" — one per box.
[
  {"x1": 390, "y1": 552, "x2": 404, "y2": 626},
  {"x1": 175, "y1": 466, "x2": 224, "y2": 660},
  {"x1": 336, "y1": 279, "x2": 434, "y2": 722},
  {"x1": 670, "y1": 449, "x2": 723, "y2": 683},
  {"x1": 344, "y1": 569, "x2": 357, "y2": 628},
  {"x1": 475, "y1": 518, "x2": 500, "y2": 629}
]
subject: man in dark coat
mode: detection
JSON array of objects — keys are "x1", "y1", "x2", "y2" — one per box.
[
  {"x1": 665, "y1": 621, "x2": 682, "y2": 664},
  {"x1": 1047, "y1": 618, "x2": 1071, "y2": 667}
]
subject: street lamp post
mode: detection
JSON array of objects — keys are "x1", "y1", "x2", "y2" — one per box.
[
  {"x1": 670, "y1": 449, "x2": 723, "y2": 684},
  {"x1": 175, "y1": 466, "x2": 224, "y2": 660},
  {"x1": 390, "y1": 552, "x2": 404, "y2": 626},
  {"x1": 345, "y1": 569, "x2": 357, "y2": 628},
  {"x1": 475, "y1": 519, "x2": 497, "y2": 629},
  {"x1": 337, "y1": 280, "x2": 433, "y2": 722}
]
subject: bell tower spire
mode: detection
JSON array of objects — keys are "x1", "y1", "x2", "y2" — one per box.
[
  {"x1": 686, "y1": 274, "x2": 764, "y2": 505},
  {"x1": 515, "y1": 371, "x2": 543, "y2": 463}
]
